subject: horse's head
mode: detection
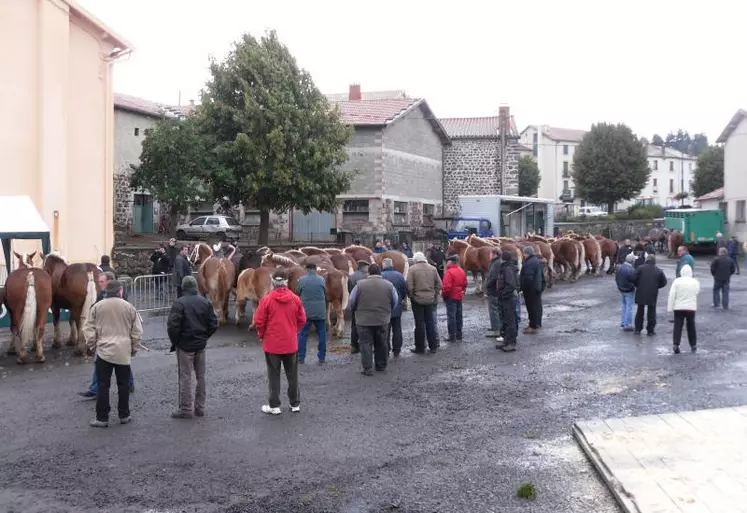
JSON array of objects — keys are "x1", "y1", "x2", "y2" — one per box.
[
  {"x1": 189, "y1": 243, "x2": 213, "y2": 267},
  {"x1": 13, "y1": 251, "x2": 37, "y2": 269}
]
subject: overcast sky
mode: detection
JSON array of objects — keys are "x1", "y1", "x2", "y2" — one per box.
[{"x1": 79, "y1": 0, "x2": 744, "y2": 141}]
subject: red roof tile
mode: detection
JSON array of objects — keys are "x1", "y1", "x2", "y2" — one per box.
[
  {"x1": 330, "y1": 97, "x2": 421, "y2": 125},
  {"x1": 114, "y1": 93, "x2": 194, "y2": 119}
]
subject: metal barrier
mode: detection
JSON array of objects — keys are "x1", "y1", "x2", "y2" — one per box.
[{"x1": 128, "y1": 272, "x2": 234, "y2": 317}]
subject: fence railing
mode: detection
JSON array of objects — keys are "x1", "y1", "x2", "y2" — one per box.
[
  {"x1": 127, "y1": 272, "x2": 235, "y2": 316},
  {"x1": 0, "y1": 264, "x2": 6, "y2": 287}
]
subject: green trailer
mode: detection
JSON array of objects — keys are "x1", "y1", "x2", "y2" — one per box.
[{"x1": 664, "y1": 208, "x2": 725, "y2": 248}]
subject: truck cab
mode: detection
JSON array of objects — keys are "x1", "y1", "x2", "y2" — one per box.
[{"x1": 439, "y1": 217, "x2": 493, "y2": 240}]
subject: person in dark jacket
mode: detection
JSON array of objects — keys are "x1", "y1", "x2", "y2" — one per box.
[
  {"x1": 168, "y1": 275, "x2": 218, "y2": 419},
  {"x1": 173, "y1": 246, "x2": 193, "y2": 298},
  {"x1": 348, "y1": 261, "x2": 369, "y2": 354},
  {"x1": 727, "y1": 236, "x2": 740, "y2": 275},
  {"x1": 484, "y1": 247, "x2": 503, "y2": 339},
  {"x1": 711, "y1": 247, "x2": 736, "y2": 309},
  {"x1": 349, "y1": 264, "x2": 398, "y2": 375},
  {"x1": 441, "y1": 255, "x2": 468, "y2": 343},
  {"x1": 631, "y1": 255, "x2": 668, "y2": 335},
  {"x1": 617, "y1": 239, "x2": 633, "y2": 265},
  {"x1": 296, "y1": 263, "x2": 327, "y2": 364},
  {"x1": 519, "y1": 246, "x2": 543, "y2": 334},
  {"x1": 399, "y1": 241, "x2": 413, "y2": 258},
  {"x1": 99, "y1": 255, "x2": 115, "y2": 276},
  {"x1": 495, "y1": 251, "x2": 519, "y2": 352},
  {"x1": 427, "y1": 243, "x2": 446, "y2": 279},
  {"x1": 150, "y1": 246, "x2": 171, "y2": 299},
  {"x1": 381, "y1": 258, "x2": 407, "y2": 356},
  {"x1": 616, "y1": 253, "x2": 637, "y2": 331}
]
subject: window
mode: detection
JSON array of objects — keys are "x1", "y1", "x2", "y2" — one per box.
[
  {"x1": 563, "y1": 180, "x2": 569, "y2": 191},
  {"x1": 669, "y1": 179, "x2": 674, "y2": 194},
  {"x1": 563, "y1": 144, "x2": 569, "y2": 155},
  {"x1": 393, "y1": 201, "x2": 408, "y2": 225},
  {"x1": 189, "y1": 216, "x2": 207, "y2": 226},
  {"x1": 653, "y1": 178, "x2": 658, "y2": 187},
  {"x1": 532, "y1": 133, "x2": 538, "y2": 157},
  {"x1": 423, "y1": 204, "x2": 435, "y2": 217},
  {"x1": 738, "y1": 200, "x2": 746, "y2": 223},
  {"x1": 134, "y1": 127, "x2": 140, "y2": 136},
  {"x1": 562, "y1": 161, "x2": 569, "y2": 177},
  {"x1": 342, "y1": 199, "x2": 369, "y2": 223},
  {"x1": 225, "y1": 218, "x2": 240, "y2": 226},
  {"x1": 206, "y1": 217, "x2": 220, "y2": 226},
  {"x1": 720, "y1": 201, "x2": 728, "y2": 224},
  {"x1": 669, "y1": 161, "x2": 674, "y2": 171},
  {"x1": 653, "y1": 160, "x2": 658, "y2": 170}
]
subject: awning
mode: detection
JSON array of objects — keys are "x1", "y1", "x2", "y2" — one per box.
[{"x1": 0, "y1": 196, "x2": 51, "y2": 271}]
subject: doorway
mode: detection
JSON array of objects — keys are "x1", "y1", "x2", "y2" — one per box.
[{"x1": 133, "y1": 193, "x2": 155, "y2": 233}]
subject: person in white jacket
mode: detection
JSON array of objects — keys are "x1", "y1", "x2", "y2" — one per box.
[{"x1": 667, "y1": 264, "x2": 699, "y2": 354}]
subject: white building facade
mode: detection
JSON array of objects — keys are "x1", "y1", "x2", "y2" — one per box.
[
  {"x1": 637, "y1": 145, "x2": 697, "y2": 208},
  {"x1": 717, "y1": 109, "x2": 747, "y2": 239}
]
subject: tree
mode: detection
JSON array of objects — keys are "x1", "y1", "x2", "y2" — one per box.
[
  {"x1": 518, "y1": 155, "x2": 541, "y2": 197},
  {"x1": 197, "y1": 31, "x2": 353, "y2": 245},
  {"x1": 691, "y1": 145, "x2": 724, "y2": 198},
  {"x1": 572, "y1": 123, "x2": 650, "y2": 213},
  {"x1": 674, "y1": 191, "x2": 689, "y2": 207},
  {"x1": 130, "y1": 118, "x2": 213, "y2": 235},
  {"x1": 691, "y1": 133, "x2": 709, "y2": 156},
  {"x1": 652, "y1": 134, "x2": 665, "y2": 146}
]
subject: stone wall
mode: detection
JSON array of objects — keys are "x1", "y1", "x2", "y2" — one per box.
[
  {"x1": 443, "y1": 138, "x2": 500, "y2": 214},
  {"x1": 555, "y1": 218, "x2": 664, "y2": 240}
]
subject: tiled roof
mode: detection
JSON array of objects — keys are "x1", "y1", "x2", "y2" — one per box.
[
  {"x1": 716, "y1": 109, "x2": 747, "y2": 143},
  {"x1": 114, "y1": 93, "x2": 193, "y2": 119},
  {"x1": 543, "y1": 127, "x2": 587, "y2": 142},
  {"x1": 695, "y1": 187, "x2": 724, "y2": 202},
  {"x1": 440, "y1": 117, "x2": 500, "y2": 138},
  {"x1": 330, "y1": 97, "x2": 421, "y2": 126},
  {"x1": 325, "y1": 90, "x2": 407, "y2": 102},
  {"x1": 646, "y1": 145, "x2": 696, "y2": 160}
]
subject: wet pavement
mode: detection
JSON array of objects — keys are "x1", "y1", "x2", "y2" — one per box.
[{"x1": 1, "y1": 257, "x2": 746, "y2": 513}]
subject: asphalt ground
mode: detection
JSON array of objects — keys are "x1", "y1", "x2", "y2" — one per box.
[{"x1": 1, "y1": 256, "x2": 746, "y2": 513}]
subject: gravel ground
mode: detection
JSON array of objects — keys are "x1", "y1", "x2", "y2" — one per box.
[{"x1": 1, "y1": 257, "x2": 746, "y2": 513}]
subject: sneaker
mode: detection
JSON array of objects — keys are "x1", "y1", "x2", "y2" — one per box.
[
  {"x1": 290, "y1": 405, "x2": 301, "y2": 413},
  {"x1": 78, "y1": 391, "x2": 96, "y2": 400},
  {"x1": 495, "y1": 341, "x2": 506, "y2": 349},
  {"x1": 361, "y1": 369, "x2": 374, "y2": 376},
  {"x1": 673, "y1": 346, "x2": 681, "y2": 354},
  {"x1": 171, "y1": 411, "x2": 193, "y2": 419},
  {"x1": 119, "y1": 416, "x2": 132, "y2": 425},
  {"x1": 647, "y1": 331, "x2": 656, "y2": 337},
  {"x1": 495, "y1": 336, "x2": 505, "y2": 343},
  {"x1": 89, "y1": 419, "x2": 108, "y2": 428},
  {"x1": 261, "y1": 405, "x2": 281, "y2": 415}
]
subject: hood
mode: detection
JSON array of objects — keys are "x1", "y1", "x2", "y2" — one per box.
[
  {"x1": 680, "y1": 264, "x2": 693, "y2": 278},
  {"x1": 270, "y1": 287, "x2": 296, "y2": 303}
]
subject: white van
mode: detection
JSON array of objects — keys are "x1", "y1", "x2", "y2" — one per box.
[{"x1": 578, "y1": 206, "x2": 608, "y2": 217}]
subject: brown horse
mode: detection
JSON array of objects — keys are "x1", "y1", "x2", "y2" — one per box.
[
  {"x1": 342, "y1": 245, "x2": 376, "y2": 264},
  {"x1": 191, "y1": 243, "x2": 236, "y2": 325},
  {"x1": 235, "y1": 266, "x2": 274, "y2": 330},
  {"x1": 261, "y1": 252, "x2": 301, "y2": 269},
  {"x1": 595, "y1": 237, "x2": 619, "y2": 274},
  {"x1": 524, "y1": 236, "x2": 555, "y2": 288},
  {"x1": 13, "y1": 251, "x2": 39, "y2": 269},
  {"x1": 576, "y1": 236, "x2": 602, "y2": 276},
  {"x1": 299, "y1": 246, "x2": 331, "y2": 257},
  {"x1": 43, "y1": 252, "x2": 100, "y2": 355},
  {"x1": 315, "y1": 263, "x2": 349, "y2": 339},
  {"x1": 283, "y1": 249, "x2": 307, "y2": 262},
  {"x1": 373, "y1": 250, "x2": 409, "y2": 278},
  {"x1": 668, "y1": 231, "x2": 683, "y2": 258},
  {"x1": 551, "y1": 239, "x2": 583, "y2": 282},
  {"x1": 446, "y1": 239, "x2": 493, "y2": 295},
  {"x1": 3, "y1": 267, "x2": 53, "y2": 364}
]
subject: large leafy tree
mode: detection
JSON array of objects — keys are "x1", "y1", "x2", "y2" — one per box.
[
  {"x1": 198, "y1": 30, "x2": 353, "y2": 244},
  {"x1": 691, "y1": 145, "x2": 724, "y2": 198},
  {"x1": 572, "y1": 123, "x2": 650, "y2": 213},
  {"x1": 130, "y1": 118, "x2": 212, "y2": 235},
  {"x1": 518, "y1": 155, "x2": 541, "y2": 197}
]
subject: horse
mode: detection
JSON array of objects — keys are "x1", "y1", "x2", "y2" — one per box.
[
  {"x1": 571, "y1": 235, "x2": 602, "y2": 276},
  {"x1": 42, "y1": 252, "x2": 100, "y2": 355},
  {"x1": 342, "y1": 245, "x2": 376, "y2": 264},
  {"x1": 595, "y1": 237, "x2": 619, "y2": 274},
  {"x1": 668, "y1": 231, "x2": 683, "y2": 259},
  {"x1": 373, "y1": 250, "x2": 409, "y2": 279},
  {"x1": 524, "y1": 235, "x2": 555, "y2": 288},
  {"x1": 191, "y1": 243, "x2": 236, "y2": 325},
  {"x1": 445, "y1": 239, "x2": 493, "y2": 295},
  {"x1": 299, "y1": 246, "x2": 331, "y2": 257},
  {"x1": 2, "y1": 267, "x2": 53, "y2": 364},
  {"x1": 314, "y1": 262, "x2": 349, "y2": 339},
  {"x1": 261, "y1": 252, "x2": 300, "y2": 269},
  {"x1": 13, "y1": 251, "x2": 39, "y2": 269},
  {"x1": 235, "y1": 266, "x2": 274, "y2": 330},
  {"x1": 551, "y1": 239, "x2": 583, "y2": 282}
]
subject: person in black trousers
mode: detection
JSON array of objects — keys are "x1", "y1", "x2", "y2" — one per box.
[
  {"x1": 631, "y1": 255, "x2": 668, "y2": 336},
  {"x1": 495, "y1": 251, "x2": 519, "y2": 352},
  {"x1": 347, "y1": 261, "x2": 369, "y2": 354},
  {"x1": 519, "y1": 246, "x2": 544, "y2": 334},
  {"x1": 173, "y1": 245, "x2": 192, "y2": 298}
]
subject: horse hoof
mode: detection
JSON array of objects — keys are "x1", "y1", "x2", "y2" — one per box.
[
  {"x1": 51, "y1": 342, "x2": 61, "y2": 349},
  {"x1": 16, "y1": 357, "x2": 28, "y2": 365},
  {"x1": 35, "y1": 356, "x2": 45, "y2": 364}
]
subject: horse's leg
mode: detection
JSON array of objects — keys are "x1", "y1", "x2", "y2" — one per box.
[
  {"x1": 221, "y1": 293, "x2": 230, "y2": 325},
  {"x1": 235, "y1": 299, "x2": 245, "y2": 327},
  {"x1": 326, "y1": 302, "x2": 332, "y2": 330},
  {"x1": 66, "y1": 309, "x2": 78, "y2": 347},
  {"x1": 7, "y1": 314, "x2": 17, "y2": 355},
  {"x1": 334, "y1": 300, "x2": 345, "y2": 339},
  {"x1": 13, "y1": 325, "x2": 28, "y2": 364},
  {"x1": 34, "y1": 319, "x2": 45, "y2": 363},
  {"x1": 248, "y1": 301, "x2": 257, "y2": 331},
  {"x1": 51, "y1": 306, "x2": 62, "y2": 349}
]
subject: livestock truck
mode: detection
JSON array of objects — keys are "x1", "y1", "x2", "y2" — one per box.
[{"x1": 664, "y1": 208, "x2": 724, "y2": 251}]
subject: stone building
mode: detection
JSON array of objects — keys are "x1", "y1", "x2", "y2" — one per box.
[
  {"x1": 439, "y1": 109, "x2": 521, "y2": 215},
  {"x1": 113, "y1": 93, "x2": 192, "y2": 237}
]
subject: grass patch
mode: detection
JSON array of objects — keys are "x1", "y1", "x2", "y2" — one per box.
[{"x1": 516, "y1": 482, "x2": 537, "y2": 500}]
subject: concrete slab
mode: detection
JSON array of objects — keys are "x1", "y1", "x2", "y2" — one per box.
[{"x1": 574, "y1": 406, "x2": 747, "y2": 513}]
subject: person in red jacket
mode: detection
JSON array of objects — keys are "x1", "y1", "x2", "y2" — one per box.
[
  {"x1": 441, "y1": 255, "x2": 468, "y2": 343},
  {"x1": 253, "y1": 269, "x2": 307, "y2": 415}
]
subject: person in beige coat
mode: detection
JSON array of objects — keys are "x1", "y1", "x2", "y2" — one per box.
[
  {"x1": 406, "y1": 252, "x2": 442, "y2": 353},
  {"x1": 83, "y1": 280, "x2": 144, "y2": 428}
]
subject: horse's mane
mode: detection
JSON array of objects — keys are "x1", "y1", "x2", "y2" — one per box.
[
  {"x1": 45, "y1": 252, "x2": 69, "y2": 266},
  {"x1": 343, "y1": 245, "x2": 373, "y2": 253},
  {"x1": 268, "y1": 253, "x2": 299, "y2": 268}
]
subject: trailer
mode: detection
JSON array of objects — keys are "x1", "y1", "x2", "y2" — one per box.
[
  {"x1": 664, "y1": 208, "x2": 724, "y2": 249},
  {"x1": 457, "y1": 195, "x2": 556, "y2": 238}
]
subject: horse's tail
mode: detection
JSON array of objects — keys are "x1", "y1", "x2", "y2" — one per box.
[
  {"x1": 79, "y1": 271, "x2": 97, "y2": 328},
  {"x1": 218, "y1": 261, "x2": 230, "y2": 301},
  {"x1": 578, "y1": 241, "x2": 586, "y2": 272},
  {"x1": 340, "y1": 274, "x2": 349, "y2": 310},
  {"x1": 402, "y1": 255, "x2": 410, "y2": 280},
  {"x1": 19, "y1": 271, "x2": 37, "y2": 349},
  {"x1": 594, "y1": 238, "x2": 603, "y2": 273}
]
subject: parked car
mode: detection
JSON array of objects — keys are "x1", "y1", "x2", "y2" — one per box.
[
  {"x1": 578, "y1": 206, "x2": 608, "y2": 217},
  {"x1": 176, "y1": 215, "x2": 242, "y2": 242}
]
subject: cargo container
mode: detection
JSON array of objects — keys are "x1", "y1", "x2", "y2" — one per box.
[{"x1": 663, "y1": 209, "x2": 724, "y2": 248}]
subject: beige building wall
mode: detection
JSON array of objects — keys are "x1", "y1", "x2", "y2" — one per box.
[{"x1": 0, "y1": 0, "x2": 131, "y2": 263}]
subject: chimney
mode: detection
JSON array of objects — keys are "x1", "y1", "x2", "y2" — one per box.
[
  {"x1": 660, "y1": 145, "x2": 665, "y2": 157},
  {"x1": 348, "y1": 84, "x2": 362, "y2": 101}
]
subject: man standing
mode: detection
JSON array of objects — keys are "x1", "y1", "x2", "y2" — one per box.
[
  {"x1": 484, "y1": 247, "x2": 502, "y2": 339},
  {"x1": 716, "y1": 232, "x2": 727, "y2": 252},
  {"x1": 519, "y1": 246, "x2": 544, "y2": 334},
  {"x1": 150, "y1": 245, "x2": 171, "y2": 299},
  {"x1": 168, "y1": 276, "x2": 218, "y2": 419},
  {"x1": 173, "y1": 245, "x2": 192, "y2": 298},
  {"x1": 711, "y1": 247, "x2": 736, "y2": 309},
  {"x1": 727, "y1": 236, "x2": 740, "y2": 275},
  {"x1": 381, "y1": 258, "x2": 407, "y2": 356},
  {"x1": 83, "y1": 280, "x2": 143, "y2": 428},
  {"x1": 495, "y1": 251, "x2": 519, "y2": 352},
  {"x1": 676, "y1": 246, "x2": 695, "y2": 278},
  {"x1": 406, "y1": 252, "x2": 442, "y2": 354},
  {"x1": 399, "y1": 241, "x2": 413, "y2": 258},
  {"x1": 296, "y1": 262, "x2": 327, "y2": 364},
  {"x1": 616, "y1": 253, "x2": 637, "y2": 331},
  {"x1": 617, "y1": 239, "x2": 633, "y2": 265},
  {"x1": 631, "y1": 255, "x2": 668, "y2": 336},
  {"x1": 348, "y1": 260, "x2": 370, "y2": 355},
  {"x1": 441, "y1": 255, "x2": 467, "y2": 343},
  {"x1": 349, "y1": 264, "x2": 398, "y2": 375}
]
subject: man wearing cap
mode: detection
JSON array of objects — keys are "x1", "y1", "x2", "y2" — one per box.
[
  {"x1": 441, "y1": 254, "x2": 467, "y2": 343},
  {"x1": 381, "y1": 257, "x2": 407, "y2": 356},
  {"x1": 484, "y1": 247, "x2": 503, "y2": 339},
  {"x1": 83, "y1": 280, "x2": 143, "y2": 427},
  {"x1": 296, "y1": 262, "x2": 327, "y2": 364},
  {"x1": 348, "y1": 260, "x2": 370, "y2": 354},
  {"x1": 519, "y1": 246, "x2": 544, "y2": 334},
  {"x1": 349, "y1": 264, "x2": 399, "y2": 375},
  {"x1": 406, "y1": 252, "x2": 442, "y2": 353},
  {"x1": 168, "y1": 275, "x2": 218, "y2": 419},
  {"x1": 495, "y1": 251, "x2": 519, "y2": 351}
]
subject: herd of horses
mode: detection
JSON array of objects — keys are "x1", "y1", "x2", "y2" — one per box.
[{"x1": 0, "y1": 227, "x2": 680, "y2": 366}]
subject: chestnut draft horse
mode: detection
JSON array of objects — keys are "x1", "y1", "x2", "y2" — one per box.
[
  {"x1": 550, "y1": 238, "x2": 583, "y2": 282},
  {"x1": 445, "y1": 239, "x2": 493, "y2": 295},
  {"x1": 190, "y1": 243, "x2": 236, "y2": 325},
  {"x1": 43, "y1": 252, "x2": 100, "y2": 355},
  {"x1": 668, "y1": 230, "x2": 683, "y2": 259},
  {"x1": 524, "y1": 235, "x2": 555, "y2": 288},
  {"x1": 2, "y1": 266, "x2": 53, "y2": 364},
  {"x1": 594, "y1": 236, "x2": 619, "y2": 274},
  {"x1": 235, "y1": 266, "x2": 274, "y2": 330},
  {"x1": 342, "y1": 245, "x2": 376, "y2": 265}
]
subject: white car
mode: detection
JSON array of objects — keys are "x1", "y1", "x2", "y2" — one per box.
[{"x1": 578, "y1": 207, "x2": 608, "y2": 217}]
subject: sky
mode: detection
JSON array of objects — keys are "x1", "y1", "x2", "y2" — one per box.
[{"x1": 79, "y1": 0, "x2": 745, "y2": 142}]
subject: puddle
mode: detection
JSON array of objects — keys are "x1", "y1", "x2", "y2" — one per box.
[
  {"x1": 544, "y1": 304, "x2": 585, "y2": 312},
  {"x1": 566, "y1": 299, "x2": 606, "y2": 308}
]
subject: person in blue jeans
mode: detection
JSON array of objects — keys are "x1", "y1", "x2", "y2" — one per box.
[
  {"x1": 79, "y1": 271, "x2": 135, "y2": 398},
  {"x1": 296, "y1": 262, "x2": 327, "y2": 364},
  {"x1": 615, "y1": 253, "x2": 637, "y2": 331}
]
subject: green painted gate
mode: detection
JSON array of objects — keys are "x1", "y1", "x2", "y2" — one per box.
[{"x1": 133, "y1": 193, "x2": 155, "y2": 233}]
